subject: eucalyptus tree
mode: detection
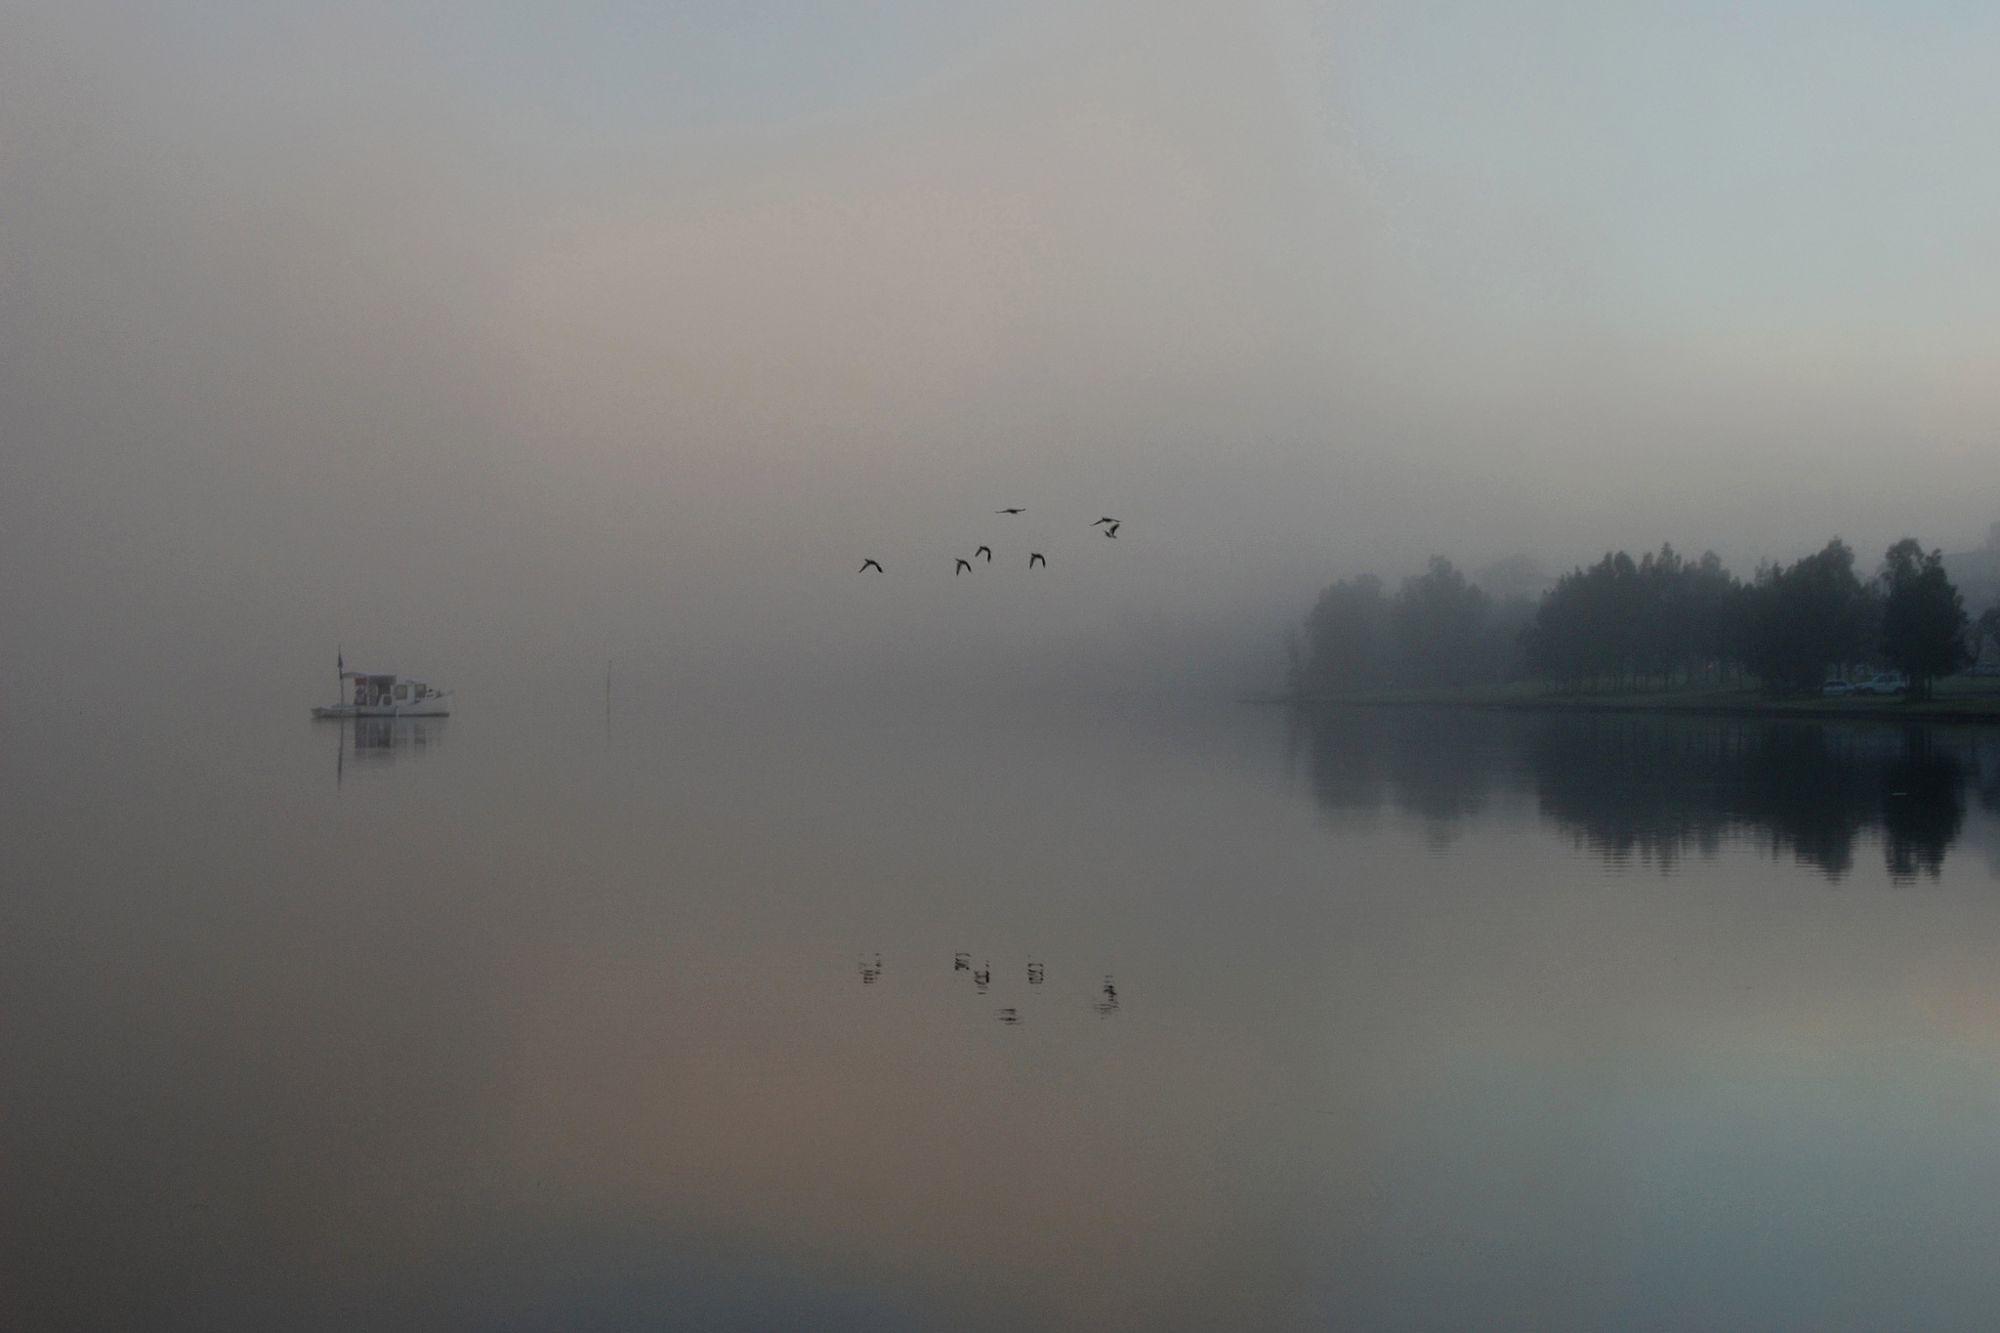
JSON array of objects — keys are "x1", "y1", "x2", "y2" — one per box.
[
  {"x1": 1740, "y1": 539, "x2": 1875, "y2": 695},
  {"x1": 1878, "y1": 539, "x2": 1970, "y2": 699}
]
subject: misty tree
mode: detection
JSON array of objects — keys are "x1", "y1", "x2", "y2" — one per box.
[
  {"x1": 1877, "y1": 539, "x2": 1969, "y2": 698},
  {"x1": 1296, "y1": 559, "x2": 1532, "y2": 693},
  {"x1": 1299, "y1": 574, "x2": 1393, "y2": 692},
  {"x1": 1684, "y1": 550, "x2": 1745, "y2": 683},
  {"x1": 1520, "y1": 545, "x2": 1742, "y2": 690},
  {"x1": 1307, "y1": 535, "x2": 1982, "y2": 698},
  {"x1": 1392, "y1": 558, "x2": 1491, "y2": 686},
  {"x1": 1484, "y1": 594, "x2": 1539, "y2": 682},
  {"x1": 1523, "y1": 555, "x2": 1613, "y2": 689},
  {"x1": 1739, "y1": 539, "x2": 1876, "y2": 695},
  {"x1": 1979, "y1": 603, "x2": 2000, "y2": 658},
  {"x1": 1580, "y1": 551, "x2": 1643, "y2": 683}
]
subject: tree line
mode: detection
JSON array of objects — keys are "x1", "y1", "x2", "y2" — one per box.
[{"x1": 1292, "y1": 538, "x2": 1983, "y2": 700}]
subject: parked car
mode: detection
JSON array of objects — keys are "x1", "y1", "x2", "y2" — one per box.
[
  {"x1": 1853, "y1": 672, "x2": 1909, "y2": 696},
  {"x1": 1821, "y1": 679, "x2": 1853, "y2": 696}
]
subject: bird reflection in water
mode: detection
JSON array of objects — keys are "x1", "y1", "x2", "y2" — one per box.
[{"x1": 852, "y1": 952, "x2": 1123, "y2": 1017}]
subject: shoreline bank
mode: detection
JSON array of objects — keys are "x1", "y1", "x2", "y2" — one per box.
[{"x1": 1250, "y1": 682, "x2": 2000, "y2": 725}]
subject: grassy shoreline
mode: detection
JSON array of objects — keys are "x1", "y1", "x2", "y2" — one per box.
[{"x1": 1252, "y1": 678, "x2": 2000, "y2": 724}]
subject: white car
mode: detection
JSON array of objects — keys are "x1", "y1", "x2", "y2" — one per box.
[{"x1": 1853, "y1": 672, "x2": 1909, "y2": 696}]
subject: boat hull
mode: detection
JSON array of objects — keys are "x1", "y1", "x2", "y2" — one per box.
[{"x1": 312, "y1": 704, "x2": 450, "y2": 719}]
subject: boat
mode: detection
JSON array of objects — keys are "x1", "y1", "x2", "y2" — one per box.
[{"x1": 313, "y1": 664, "x2": 451, "y2": 718}]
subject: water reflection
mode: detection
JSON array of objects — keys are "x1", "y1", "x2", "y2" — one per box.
[
  {"x1": 1290, "y1": 707, "x2": 1499, "y2": 839},
  {"x1": 1294, "y1": 707, "x2": 2000, "y2": 882},
  {"x1": 24, "y1": 699, "x2": 2000, "y2": 1327},
  {"x1": 325, "y1": 717, "x2": 443, "y2": 785},
  {"x1": 856, "y1": 951, "x2": 1121, "y2": 1023}
]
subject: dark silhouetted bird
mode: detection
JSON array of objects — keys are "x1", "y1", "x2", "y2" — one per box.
[
  {"x1": 859, "y1": 559, "x2": 883, "y2": 573},
  {"x1": 975, "y1": 545, "x2": 992, "y2": 562},
  {"x1": 955, "y1": 558, "x2": 972, "y2": 575},
  {"x1": 1029, "y1": 552, "x2": 1046, "y2": 568},
  {"x1": 1103, "y1": 523, "x2": 1120, "y2": 538},
  {"x1": 996, "y1": 507, "x2": 1026, "y2": 515},
  {"x1": 1091, "y1": 517, "x2": 1119, "y2": 526}
]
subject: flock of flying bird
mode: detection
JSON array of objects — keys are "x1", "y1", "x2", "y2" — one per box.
[{"x1": 858, "y1": 509, "x2": 1122, "y2": 576}]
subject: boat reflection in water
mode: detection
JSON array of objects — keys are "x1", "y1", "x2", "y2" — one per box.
[
  {"x1": 330, "y1": 716, "x2": 444, "y2": 785},
  {"x1": 1292, "y1": 706, "x2": 2000, "y2": 882}
]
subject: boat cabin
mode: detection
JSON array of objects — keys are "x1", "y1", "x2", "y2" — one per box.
[
  {"x1": 308, "y1": 668, "x2": 451, "y2": 718},
  {"x1": 343, "y1": 670, "x2": 442, "y2": 707},
  {"x1": 314, "y1": 661, "x2": 450, "y2": 718}
]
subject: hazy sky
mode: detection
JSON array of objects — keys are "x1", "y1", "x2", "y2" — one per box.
[{"x1": 5, "y1": 1, "x2": 1998, "y2": 699}]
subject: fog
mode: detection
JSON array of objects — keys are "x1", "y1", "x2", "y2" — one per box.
[
  {"x1": 7, "y1": 2, "x2": 1998, "y2": 707},
  {"x1": 11, "y1": 14, "x2": 2000, "y2": 1323}
]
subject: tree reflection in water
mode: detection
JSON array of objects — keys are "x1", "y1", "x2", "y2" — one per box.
[
  {"x1": 1290, "y1": 707, "x2": 1514, "y2": 846},
  {"x1": 1293, "y1": 706, "x2": 1995, "y2": 883}
]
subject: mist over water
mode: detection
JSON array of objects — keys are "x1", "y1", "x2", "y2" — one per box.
[{"x1": 8, "y1": 694, "x2": 2000, "y2": 1329}]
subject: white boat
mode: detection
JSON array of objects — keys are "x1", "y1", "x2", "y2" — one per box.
[{"x1": 313, "y1": 666, "x2": 451, "y2": 718}]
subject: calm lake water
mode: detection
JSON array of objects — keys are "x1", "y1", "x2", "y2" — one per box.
[{"x1": 8, "y1": 699, "x2": 2000, "y2": 1329}]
